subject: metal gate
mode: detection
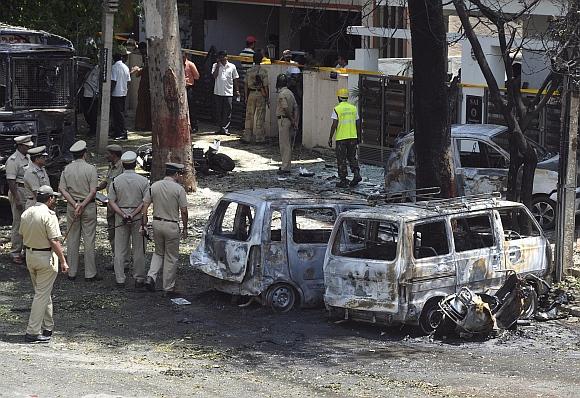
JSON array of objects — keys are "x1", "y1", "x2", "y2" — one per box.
[{"x1": 358, "y1": 74, "x2": 412, "y2": 166}]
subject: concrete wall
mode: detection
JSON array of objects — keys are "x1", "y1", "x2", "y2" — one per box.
[
  {"x1": 204, "y1": 3, "x2": 279, "y2": 54},
  {"x1": 302, "y1": 71, "x2": 348, "y2": 149}
]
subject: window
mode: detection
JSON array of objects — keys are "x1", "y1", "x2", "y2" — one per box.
[
  {"x1": 292, "y1": 208, "x2": 336, "y2": 244},
  {"x1": 451, "y1": 214, "x2": 495, "y2": 252},
  {"x1": 498, "y1": 207, "x2": 540, "y2": 240},
  {"x1": 457, "y1": 139, "x2": 508, "y2": 169},
  {"x1": 491, "y1": 131, "x2": 550, "y2": 162},
  {"x1": 270, "y1": 210, "x2": 282, "y2": 242},
  {"x1": 332, "y1": 218, "x2": 399, "y2": 261},
  {"x1": 213, "y1": 201, "x2": 255, "y2": 241},
  {"x1": 407, "y1": 144, "x2": 415, "y2": 166},
  {"x1": 413, "y1": 221, "x2": 449, "y2": 259}
]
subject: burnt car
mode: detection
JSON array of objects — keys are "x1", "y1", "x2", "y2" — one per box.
[
  {"x1": 0, "y1": 23, "x2": 76, "y2": 193},
  {"x1": 384, "y1": 124, "x2": 579, "y2": 229},
  {"x1": 323, "y1": 193, "x2": 552, "y2": 334},
  {"x1": 190, "y1": 189, "x2": 367, "y2": 312}
]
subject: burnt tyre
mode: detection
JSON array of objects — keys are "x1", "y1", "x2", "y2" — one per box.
[
  {"x1": 208, "y1": 153, "x2": 235, "y2": 173},
  {"x1": 419, "y1": 298, "x2": 444, "y2": 335},
  {"x1": 266, "y1": 283, "x2": 296, "y2": 313},
  {"x1": 520, "y1": 287, "x2": 539, "y2": 320},
  {"x1": 531, "y1": 195, "x2": 556, "y2": 230}
]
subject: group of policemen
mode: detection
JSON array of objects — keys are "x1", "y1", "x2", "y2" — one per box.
[{"x1": 6, "y1": 136, "x2": 188, "y2": 343}]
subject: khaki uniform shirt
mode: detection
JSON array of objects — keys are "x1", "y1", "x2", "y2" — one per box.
[
  {"x1": 104, "y1": 160, "x2": 124, "y2": 194},
  {"x1": 23, "y1": 163, "x2": 50, "y2": 200},
  {"x1": 19, "y1": 203, "x2": 62, "y2": 249},
  {"x1": 276, "y1": 87, "x2": 297, "y2": 118},
  {"x1": 245, "y1": 65, "x2": 269, "y2": 90},
  {"x1": 144, "y1": 177, "x2": 187, "y2": 222},
  {"x1": 58, "y1": 159, "x2": 98, "y2": 201},
  {"x1": 5, "y1": 150, "x2": 29, "y2": 183},
  {"x1": 109, "y1": 170, "x2": 150, "y2": 210}
]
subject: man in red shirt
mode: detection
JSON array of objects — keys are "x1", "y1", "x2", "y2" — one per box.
[{"x1": 183, "y1": 54, "x2": 200, "y2": 133}]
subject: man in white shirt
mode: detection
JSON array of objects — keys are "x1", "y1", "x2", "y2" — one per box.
[
  {"x1": 110, "y1": 50, "x2": 131, "y2": 140},
  {"x1": 212, "y1": 51, "x2": 239, "y2": 136}
]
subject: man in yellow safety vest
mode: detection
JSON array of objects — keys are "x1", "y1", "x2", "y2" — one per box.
[{"x1": 328, "y1": 88, "x2": 362, "y2": 188}]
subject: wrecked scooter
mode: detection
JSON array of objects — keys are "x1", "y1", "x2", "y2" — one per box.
[{"x1": 439, "y1": 270, "x2": 541, "y2": 335}]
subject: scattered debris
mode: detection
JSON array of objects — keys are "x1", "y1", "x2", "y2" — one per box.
[{"x1": 171, "y1": 298, "x2": 191, "y2": 305}]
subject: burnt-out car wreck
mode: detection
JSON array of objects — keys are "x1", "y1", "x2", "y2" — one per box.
[
  {"x1": 323, "y1": 193, "x2": 553, "y2": 334},
  {"x1": 190, "y1": 189, "x2": 367, "y2": 312},
  {"x1": 0, "y1": 23, "x2": 76, "y2": 194}
]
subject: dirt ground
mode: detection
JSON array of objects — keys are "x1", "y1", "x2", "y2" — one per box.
[{"x1": 0, "y1": 122, "x2": 579, "y2": 398}]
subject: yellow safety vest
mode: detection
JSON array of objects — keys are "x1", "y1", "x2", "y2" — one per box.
[{"x1": 334, "y1": 101, "x2": 358, "y2": 141}]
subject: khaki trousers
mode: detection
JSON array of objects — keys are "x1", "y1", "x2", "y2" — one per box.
[
  {"x1": 147, "y1": 220, "x2": 180, "y2": 291},
  {"x1": 243, "y1": 91, "x2": 267, "y2": 143},
  {"x1": 114, "y1": 214, "x2": 145, "y2": 284},
  {"x1": 277, "y1": 118, "x2": 292, "y2": 171},
  {"x1": 25, "y1": 250, "x2": 58, "y2": 335},
  {"x1": 66, "y1": 202, "x2": 97, "y2": 278},
  {"x1": 9, "y1": 187, "x2": 26, "y2": 256}
]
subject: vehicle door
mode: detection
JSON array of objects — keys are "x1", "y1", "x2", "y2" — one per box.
[
  {"x1": 496, "y1": 206, "x2": 549, "y2": 275},
  {"x1": 286, "y1": 205, "x2": 337, "y2": 290},
  {"x1": 410, "y1": 219, "x2": 456, "y2": 295},
  {"x1": 205, "y1": 200, "x2": 260, "y2": 282},
  {"x1": 455, "y1": 138, "x2": 509, "y2": 196},
  {"x1": 451, "y1": 211, "x2": 504, "y2": 292},
  {"x1": 258, "y1": 205, "x2": 290, "y2": 281}
]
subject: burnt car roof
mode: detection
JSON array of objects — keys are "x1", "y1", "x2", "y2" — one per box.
[
  {"x1": 222, "y1": 188, "x2": 365, "y2": 204},
  {"x1": 340, "y1": 197, "x2": 525, "y2": 223},
  {"x1": 0, "y1": 23, "x2": 73, "y2": 53}
]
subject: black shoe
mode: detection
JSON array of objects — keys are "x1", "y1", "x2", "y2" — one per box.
[
  {"x1": 145, "y1": 276, "x2": 155, "y2": 292},
  {"x1": 67, "y1": 276, "x2": 76, "y2": 281},
  {"x1": 277, "y1": 169, "x2": 291, "y2": 175},
  {"x1": 349, "y1": 175, "x2": 362, "y2": 187},
  {"x1": 336, "y1": 179, "x2": 349, "y2": 188},
  {"x1": 115, "y1": 282, "x2": 125, "y2": 288},
  {"x1": 42, "y1": 330, "x2": 52, "y2": 337},
  {"x1": 164, "y1": 290, "x2": 182, "y2": 299},
  {"x1": 85, "y1": 275, "x2": 103, "y2": 282},
  {"x1": 135, "y1": 280, "x2": 145, "y2": 289},
  {"x1": 24, "y1": 333, "x2": 50, "y2": 343}
]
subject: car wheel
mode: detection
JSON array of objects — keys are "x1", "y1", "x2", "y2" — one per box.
[
  {"x1": 419, "y1": 298, "x2": 444, "y2": 335},
  {"x1": 266, "y1": 283, "x2": 296, "y2": 313},
  {"x1": 531, "y1": 195, "x2": 557, "y2": 230}
]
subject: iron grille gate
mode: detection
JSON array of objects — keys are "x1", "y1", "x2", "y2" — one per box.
[
  {"x1": 358, "y1": 74, "x2": 413, "y2": 166},
  {"x1": 9, "y1": 56, "x2": 74, "y2": 109}
]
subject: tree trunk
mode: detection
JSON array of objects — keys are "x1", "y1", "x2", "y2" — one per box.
[
  {"x1": 143, "y1": 0, "x2": 196, "y2": 191},
  {"x1": 408, "y1": 0, "x2": 455, "y2": 198}
]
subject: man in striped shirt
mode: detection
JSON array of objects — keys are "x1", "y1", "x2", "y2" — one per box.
[{"x1": 239, "y1": 35, "x2": 256, "y2": 68}]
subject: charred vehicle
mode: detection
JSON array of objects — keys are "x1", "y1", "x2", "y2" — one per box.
[
  {"x1": 0, "y1": 23, "x2": 76, "y2": 193},
  {"x1": 323, "y1": 194, "x2": 552, "y2": 333},
  {"x1": 384, "y1": 124, "x2": 580, "y2": 229},
  {"x1": 190, "y1": 189, "x2": 367, "y2": 312}
]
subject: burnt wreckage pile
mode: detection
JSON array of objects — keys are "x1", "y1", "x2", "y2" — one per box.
[{"x1": 190, "y1": 188, "x2": 577, "y2": 338}]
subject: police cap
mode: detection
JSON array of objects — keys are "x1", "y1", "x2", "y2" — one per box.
[
  {"x1": 166, "y1": 162, "x2": 185, "y2": 174},
  {"x1": 14, "y1": 135, "x2": 34, "y2": 147},
  {"x1": 28, "y1": 145, "x2": 48, "y2": 157},
  {"x1": 69, "y1": 140, "x2": 87, "y2": 153},
  {"x1": 37, "y1": 185, "x2": 61, "y2": 197},
  {"x1": 106, "y1": 144, "x2": 123, "y2": 154},
  {"x1": 121, "y1": 151, "x2": 137, "y2": 164}
]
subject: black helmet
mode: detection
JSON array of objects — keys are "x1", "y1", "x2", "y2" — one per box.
[{"x1": 276, "y1": 73, "x2": 288, "y2": 89}]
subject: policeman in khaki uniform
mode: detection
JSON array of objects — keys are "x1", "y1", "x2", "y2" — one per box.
[
  {"x1": 275, "y1": 74, "x2": 299, "y2": 175},
  {"x1": 6, "y1": 135, "x2": 34, "y2": 263},
  {"x1": 141, "y1": 163, "x2": 188, "y2": 296},
  {"x1": 243, "y1": 51, "x2": 269, "y2": 144},
  {"x1": 108, "y1": 151, "x2": 150, "y2": 288},
  {"x1": 19, "y1": 185, "x2": 69, "y2": 343},
  {"x1": 58, "y1": 140, "x2": 99, "y2": 281},
  {"x1": 23, "y1": 146, "x2": 51, "y2": 209},
  {"x1": 97, "y1": 144, "x2": 124, "y2": 254}
]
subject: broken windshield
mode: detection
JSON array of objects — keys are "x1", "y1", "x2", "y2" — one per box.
[
  {"x1": 491, "y1": 131, "x2": 553, "y2": 161},
  {"x1": 332, "y1": 218, "x2": 399, "y2": 261}
]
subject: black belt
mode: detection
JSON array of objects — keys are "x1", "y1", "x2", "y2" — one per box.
[
  {"x1": 25, "y1": 246, "x2": 51, "y2": 251},
  {"x1": 277, "y1": 115, "x2": 290, "y2": 119},
  {"x1": 248, "y1": 88, "x2": 259, "y2": 91},
  {"x1": 153, "y1": 217, "x2": 178, "y2": 223},
  {"x1": 16, "y1": 182, "x2": 25, "y2": 187}
]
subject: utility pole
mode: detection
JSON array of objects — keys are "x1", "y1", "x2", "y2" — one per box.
[
  {"x1": 96, "y1": 0, "x2": 118, "y2": 153},
  {"x1": 555, "y1": 76, "x2": 579, "y2": 282},
  {"x1": 142, "y1": 0, "x2": 196, "y2": 191}
]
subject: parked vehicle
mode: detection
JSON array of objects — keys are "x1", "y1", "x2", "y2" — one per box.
[
  {"x1": 323, "y1": 193, "x2": 552, "y2": 333},
  {"x1": 384, "y1": 124, "x2": 579, "y2": 229},
  {"x1": 0, "y1": 23, "x2": 77, "y2": 194},
  {"x1": 190, "y1": 189, "x2": 367, "y2": 312}
]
